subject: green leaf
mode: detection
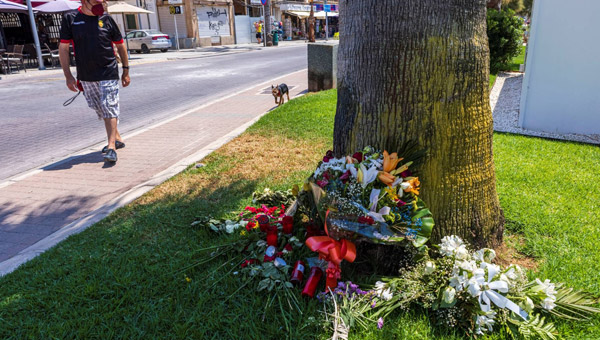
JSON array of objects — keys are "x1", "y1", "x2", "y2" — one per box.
[{"x1": 257, "y1": 278, "x2": 270, "y2": 292}]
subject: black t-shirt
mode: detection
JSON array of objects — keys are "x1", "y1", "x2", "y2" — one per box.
[{"x1": 60, "y1": 10, "x2": 123, "y2": 81}]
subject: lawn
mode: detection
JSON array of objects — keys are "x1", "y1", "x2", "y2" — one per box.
[
  {"x1": 490, "y1": 45, "x2": 526, "y2": 88},
  {"x1": 1, "y1": 90, "x2": 599, "y2": 339}
]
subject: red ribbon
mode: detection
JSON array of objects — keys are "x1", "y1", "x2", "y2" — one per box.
[{"x1": 305, "y1": 211, "x2": 356, "y2": 290}]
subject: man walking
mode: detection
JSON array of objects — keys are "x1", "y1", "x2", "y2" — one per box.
[{"x1": 58, "y1": 0, "x2": 130, "y2": 163}]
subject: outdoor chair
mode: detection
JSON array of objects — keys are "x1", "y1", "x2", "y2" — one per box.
[
  {"x1": 42, "y1": 43, "x2": 60, "y2": 68},
  {"x1": 2, "y1": 44, "x2": 26, "y2": 73}
]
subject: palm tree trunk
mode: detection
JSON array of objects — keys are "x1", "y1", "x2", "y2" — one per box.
[{"x1": 333, "y1": 0, "x2": 504, "y2": 248}]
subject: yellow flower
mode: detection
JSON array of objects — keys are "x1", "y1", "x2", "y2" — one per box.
[
  {"x1": 384, "y1": 186, "x2": 399, "y2": 201},
  {"x1": 185, "y1": 277, "x2": 192, "y2": 283},
  {"x1": 383, "y1": 151, "x2": 402, "y2": 173},
  {"x1": 240, "y1": 230, "x2": 247, "y2": 236}
]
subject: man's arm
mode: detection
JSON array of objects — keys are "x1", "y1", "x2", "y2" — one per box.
[
  {"x1": 59, "y1": 42, "x2": 77, "y2": 92},
  {"x1": 114, "y1": 43, "x2": 130, "y2": 87}
]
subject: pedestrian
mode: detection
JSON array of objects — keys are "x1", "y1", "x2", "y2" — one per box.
[
  {"x1": 254, "y1": 20, "x2": 263, "y2": 44},
  {"x1": 58, "y1": 0, "x2": 130, "y2": 163}
]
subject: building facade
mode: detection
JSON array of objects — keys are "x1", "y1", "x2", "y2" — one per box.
[{"x1": 156, "y1": 0, "x2": 234, "y2": 48}]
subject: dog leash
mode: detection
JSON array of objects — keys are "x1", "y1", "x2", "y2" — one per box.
[{"x1": 63, "y1": 80, "x2": 83, "y2": 107}]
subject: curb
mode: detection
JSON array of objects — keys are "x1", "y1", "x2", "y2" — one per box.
[{"x1": 0, "y1": 69, "x2": 307, "y2": 276}]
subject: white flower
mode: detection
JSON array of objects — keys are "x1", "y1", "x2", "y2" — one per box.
[
  {"x1": 440, "y1": 235, "x2": 470, "y2": 259},
  {"x1": 474, "y1": 248, "x2": 496, "y2": 263},
  {"x1": 543, "y1": 297, "x2": 556, "y2": 310},
  {"x1": 475, "y1": 311, "x2": 496, "y2": 335},
  {"x1": 346, "y1": 164, "x2": 358, "y2": 178},
  {"x1": 457, "y1": 260, "x2": 477, "y2": 273},
  {"x1": 391, "y1": 177, "x2": 403, "y2": 188},
  {"x1": 400, "y1": 182, "x2": 411, "y2": 191},
  {"x1": 523, "y1": 297, "x2": 535, "y2": 312},
  {"x1": 449, "y1": 273, "x2": 469, "y2": 291},
  {"x1": 535, "y1": 279, "x2": 558, "y2": 297},
  {"x1": 224, "y1": 220, "x2": 240, "y2": 234},
  {"x1": 424, "y1": 261, "x2": 436, "y2": 275},
  {"x1": 359, "y1": 164, "x2": 379, "y2": 188},
  {"x1": 455, "y1": 246, "x2": 470, "y2": 260},
  {"x1": 443, "y1": 286, "x2": 456, "y2": 304},
  {"x1": 374, "y1": 281, "x2": 393, "y2": 301},
  {"x1": 468, "y1": 277, "x2": 483, "y2": 297}
]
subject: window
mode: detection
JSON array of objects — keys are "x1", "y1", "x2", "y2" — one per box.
[
  {"x1": 126, "y1": 32, "x2": 135, "y2": 39},
  {"x1": 125, "y1": 14, "x2": 137, "y2": 30}
]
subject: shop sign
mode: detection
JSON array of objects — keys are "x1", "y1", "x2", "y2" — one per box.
[{"x1": 169, "y1": 5, "x2": 182, "y2": 14}]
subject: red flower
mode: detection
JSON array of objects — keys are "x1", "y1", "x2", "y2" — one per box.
[
  {"x1": 316, "y1": 179, "x2": 329, "y2": 188},
  {"x1": 245, "y1": 206, "x2": 258, "y2": 213},
  {"x1": 352, "y1": 152, "x2": 363, "y2": 162},
  {"x1": 323, "y1": 150, "x2": 334, "y2": 163},
  {"x1": 397, "y1": 200, "x2": 407, "y2": 207},
  {"x1": 339, "y1": 170, "x2": 351, "y2": 183},
  {"x1": 400, "y1": 170, "x2": 412, "y2": 178},
  {"x1": 245, "y1": 221, "x2": 256, "y2": 231},
  {"x1": 284, "y1": 244, "x2": 293, "y2": 252},
  {"x1": 358, "y1": 216, "x2": 375, "y2": 225}
]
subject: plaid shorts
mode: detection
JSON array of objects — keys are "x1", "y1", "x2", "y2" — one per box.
[{"x1": 80, "y1": 80, "x2": 120, "y2": 120}]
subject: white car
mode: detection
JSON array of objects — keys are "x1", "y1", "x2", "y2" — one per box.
[{"x1": 125, "y1": 29, "x2": 172, "y2": 53}]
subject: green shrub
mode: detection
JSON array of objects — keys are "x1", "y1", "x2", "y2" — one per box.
[{"x1": 487, "y1": 8, "x2": 524, "y2": 73}]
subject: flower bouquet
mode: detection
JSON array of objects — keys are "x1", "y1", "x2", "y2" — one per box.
[
  {"x1": 306, "y1": 146, "x2": 434, "y2": 247},
  {"x1": 331, "y1": 235, "x2": 600, "y2": 339}
]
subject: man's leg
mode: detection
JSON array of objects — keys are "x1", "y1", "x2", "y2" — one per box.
[{"x1": 103, "y1": 118, "x2": 118, "y2": 150}]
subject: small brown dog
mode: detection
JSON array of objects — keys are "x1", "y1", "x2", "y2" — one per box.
[{"x1": 272, "y1": 84, "x2": 290, "y2": 106}]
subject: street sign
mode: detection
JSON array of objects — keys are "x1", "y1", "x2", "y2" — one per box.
[
  {"x1": 169, "y1": 5, "x2": 182, "y2": 14},
  {"x1": 167, "y1": 0, "x2": 182, "y2": 4},
  {"x1": 260, "y1": 0, "x2": 267, "y2": 5},
  {"x1": 324, "y1": 4, "x2": 331, "y2": 12}
]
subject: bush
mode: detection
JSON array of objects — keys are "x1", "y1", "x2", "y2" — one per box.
[{"x1": 487, "y1": 8, "x2": 524, "y2": 73}]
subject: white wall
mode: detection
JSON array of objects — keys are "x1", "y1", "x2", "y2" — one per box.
[
  {"x1": 110, "y1": 0, "x2": 160, "y2": 36},
  {"x1": 519, "y1": 0, "x2": 600, "y2": 134}
]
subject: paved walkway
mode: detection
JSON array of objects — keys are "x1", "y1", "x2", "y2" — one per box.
[
  {"x1": 0, "y1": 69, "x2": 308, "y2": 275},
  {"x1": 490, "y1": 72, "x2": 600, "y2": 145}
]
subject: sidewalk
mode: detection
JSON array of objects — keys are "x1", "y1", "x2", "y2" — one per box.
[
  {"x1": 0, "y1": 68, "x2": 308, "y2": 276},
  {"x1": 0, "y1": 40, "x2": 308, "y2": 82}
]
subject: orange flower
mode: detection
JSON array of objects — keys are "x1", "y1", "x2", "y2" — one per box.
[
  {"x1": 403, "y1": 177, "x2": 420, "y2": 195},
  {"x1": 378, "y1": 171, "x2": 396, "y2": 186},
  {"x1": 383, "y1": 151, "x2": 402, "y2": 173}
]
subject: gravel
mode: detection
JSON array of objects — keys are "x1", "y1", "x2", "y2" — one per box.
[{"x1": 490, "y1": 72, "x2": 600, "y2": 145}]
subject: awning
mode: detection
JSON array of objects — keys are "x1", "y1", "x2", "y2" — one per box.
[{"x1": 286, "y1": 11, "x2": 338, "y2": 19}]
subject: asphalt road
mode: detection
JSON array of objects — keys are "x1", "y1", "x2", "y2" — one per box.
[{"x1": 0, "y1": 45, "x2": 307, "y2": 181}]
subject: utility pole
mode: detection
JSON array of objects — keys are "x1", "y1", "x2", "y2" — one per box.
[
  {"x1": 308, "y1": 1, "x2": 315, "y2": 43},
  {"x1": 324, "y1": 0, "x2": 328, "y2": 41},
  {"x1": 264, "y1": 0, "x2": 272, "y2": 46},
  {"x1": 26, "y1": 0, "x2": 45, "y2": 70}
]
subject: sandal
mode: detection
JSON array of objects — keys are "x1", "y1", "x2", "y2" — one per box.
[{"x1": 101, "y1": 140, "x2": 125, "y2": 153}]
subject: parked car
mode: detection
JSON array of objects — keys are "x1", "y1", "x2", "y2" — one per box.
[{"x1": 124, "y1": 29, "x2": 172, "y2": 53}]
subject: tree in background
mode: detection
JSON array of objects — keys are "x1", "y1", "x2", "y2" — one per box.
[
  {"x1": 504, "y1": 0, "x2": 524, "y2": 13},
  {"x1": 487, "y1": 8, "x2": 524, "y2": 72},
  {"x1": 333, "y1": 0, "x2": 504, "y2": 248}
]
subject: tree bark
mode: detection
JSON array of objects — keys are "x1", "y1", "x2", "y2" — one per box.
[{"x1": 333, "y1": 0, "x2": 504, "y2": 248}]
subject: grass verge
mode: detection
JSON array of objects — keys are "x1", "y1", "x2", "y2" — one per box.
[{"x1": 1, "y1": 89, "x2": 599, "y2": 339}]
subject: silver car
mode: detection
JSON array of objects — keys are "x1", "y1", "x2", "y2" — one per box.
[{"x1": 125, "y1": 29, "x2": 172, "y2": 53}]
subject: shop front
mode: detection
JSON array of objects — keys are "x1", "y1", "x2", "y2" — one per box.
[{"x1": 276, "y1": 3, "x2": 338, "y2": 40}]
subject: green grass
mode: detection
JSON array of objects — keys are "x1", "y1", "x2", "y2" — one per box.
[
  {"x1": 1, "y1": 89, "x2": 599, "y2": 339},
  {"x1": 490, "y1": 45, "x2": 526, "y2": 88}
]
